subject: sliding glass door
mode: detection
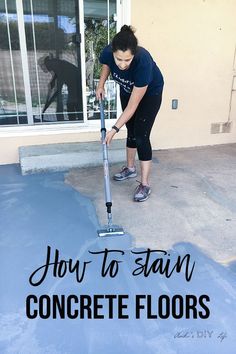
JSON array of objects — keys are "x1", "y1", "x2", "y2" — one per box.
[{"x1": 0, "y1": 0, "x2": 118, "y2": 126}]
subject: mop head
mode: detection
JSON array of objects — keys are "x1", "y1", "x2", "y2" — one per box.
[{"x1": 97, "y1": 225, "x2": 125, "y2": 237}]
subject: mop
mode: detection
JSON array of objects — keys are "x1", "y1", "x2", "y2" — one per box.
[{"x1": 97, "y1": 99, "x2": 125, "y2": 237}]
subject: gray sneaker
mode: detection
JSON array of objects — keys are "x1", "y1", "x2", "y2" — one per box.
[
  {"x1": 113, "y1": 166, "x2": 137, "y2": 181},
  {"x1": 134, "y1": 183, "x2": 151, "y2": 202}
]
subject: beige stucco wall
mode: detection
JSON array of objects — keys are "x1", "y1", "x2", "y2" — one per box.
[
  {"x1": 132, "y1": 0, "x2": 236, "y2": 149},
  {"x1": 0, "y1": 0, "x2": 236, "y2": 165}
]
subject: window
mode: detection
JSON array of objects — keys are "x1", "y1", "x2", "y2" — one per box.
[{"x1": 0, "y1": 0, "x2": 124, "y2": 127}]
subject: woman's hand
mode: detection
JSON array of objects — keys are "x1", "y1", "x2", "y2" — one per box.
[
  {"x1": 96, "y1": 86, "x2": 105, "y2": 101},
  {"x1": 104, "y1": 129, "x2": 116, "y2": 146}
]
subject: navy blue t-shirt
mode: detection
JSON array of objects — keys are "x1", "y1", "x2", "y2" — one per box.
[{"x1": 99, "y1": 45, "x2": 164, "y2": 96}]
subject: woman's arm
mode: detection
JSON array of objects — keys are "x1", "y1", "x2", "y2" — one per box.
[
  {"x1": 105, "y1": 85, "x2": 148, "y2": 145},
  {"x1": 96, "y1": 64, "x2": 111, "y2": 100}
]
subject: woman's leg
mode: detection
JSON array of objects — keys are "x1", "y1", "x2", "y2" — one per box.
[
  {"x1": 121, "y1": 94, "x2": 137, "y2": 169},
  {"x1": 140, "y1": 160, "x2": 152, "y2": 186},
  {"x1": 113, "y1": 95, "x2": 138, "y2": 181},
  {"x1": 127, "y1": 147, "x2": 136, "y2": 169},
  {"x1": 134, "y1": 93, "x2": 162, "y2": 186}
]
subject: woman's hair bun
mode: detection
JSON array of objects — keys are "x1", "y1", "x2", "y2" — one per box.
[
  {"x1": 112, "y1": 24, "x2": 138, "y2": 54},
  {"x1": 120, "y1": 25, "x2": 136, "y2": 34}
]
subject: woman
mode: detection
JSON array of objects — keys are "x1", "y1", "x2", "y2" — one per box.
[{"x1": 96, "y1": 25, "x2": 164, "y2": 202}]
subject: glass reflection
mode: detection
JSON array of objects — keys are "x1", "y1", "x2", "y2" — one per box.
[
  {"x1": 84, "y1": 0, "x2": 117, "y2": 120},
  {"x1": 0, "y1": 1, "x2": 27, "y2": 125},
  {"x1": 24, "y1": 0, "x2": 83, "y2": 123}
]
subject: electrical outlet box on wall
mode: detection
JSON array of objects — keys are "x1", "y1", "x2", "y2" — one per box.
[{"x1": 211, "y1": 122, "x2": 232, "y2": 134}]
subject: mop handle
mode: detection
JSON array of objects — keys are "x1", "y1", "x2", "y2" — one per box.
[
  {"x1": 99, "y1": 100, "x2": 112, "y2": 210},
  {"x1": 99, "y1": 99, "x2": 106, "y2": 143}
]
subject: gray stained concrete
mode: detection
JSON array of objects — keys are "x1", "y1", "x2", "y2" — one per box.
[
  {"x1": 66, "y1": 143, "x2": 236, "y2": 264},
  {"x1": 0, "y1": 144, "x2": 236, "y2": 353}
]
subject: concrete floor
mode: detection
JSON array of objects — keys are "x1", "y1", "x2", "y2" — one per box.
[
  {"x1": 0, "y1": 144, "x2": 236, "y2": 353},
  {"x1": 66, "y1": 143, "x2": 236, "y2": 263}
]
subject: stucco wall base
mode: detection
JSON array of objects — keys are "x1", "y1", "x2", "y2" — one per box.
[
  {"x1": 19, "y1": 139, "x2": 127, "y2": 175},
  {"x1": 0, "y1": 129, "x2": 127, "y2": 165}
]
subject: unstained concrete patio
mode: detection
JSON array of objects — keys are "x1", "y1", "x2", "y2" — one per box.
[{"x1": 66, "y1": 143, "x2": 236, "y2": 263}]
